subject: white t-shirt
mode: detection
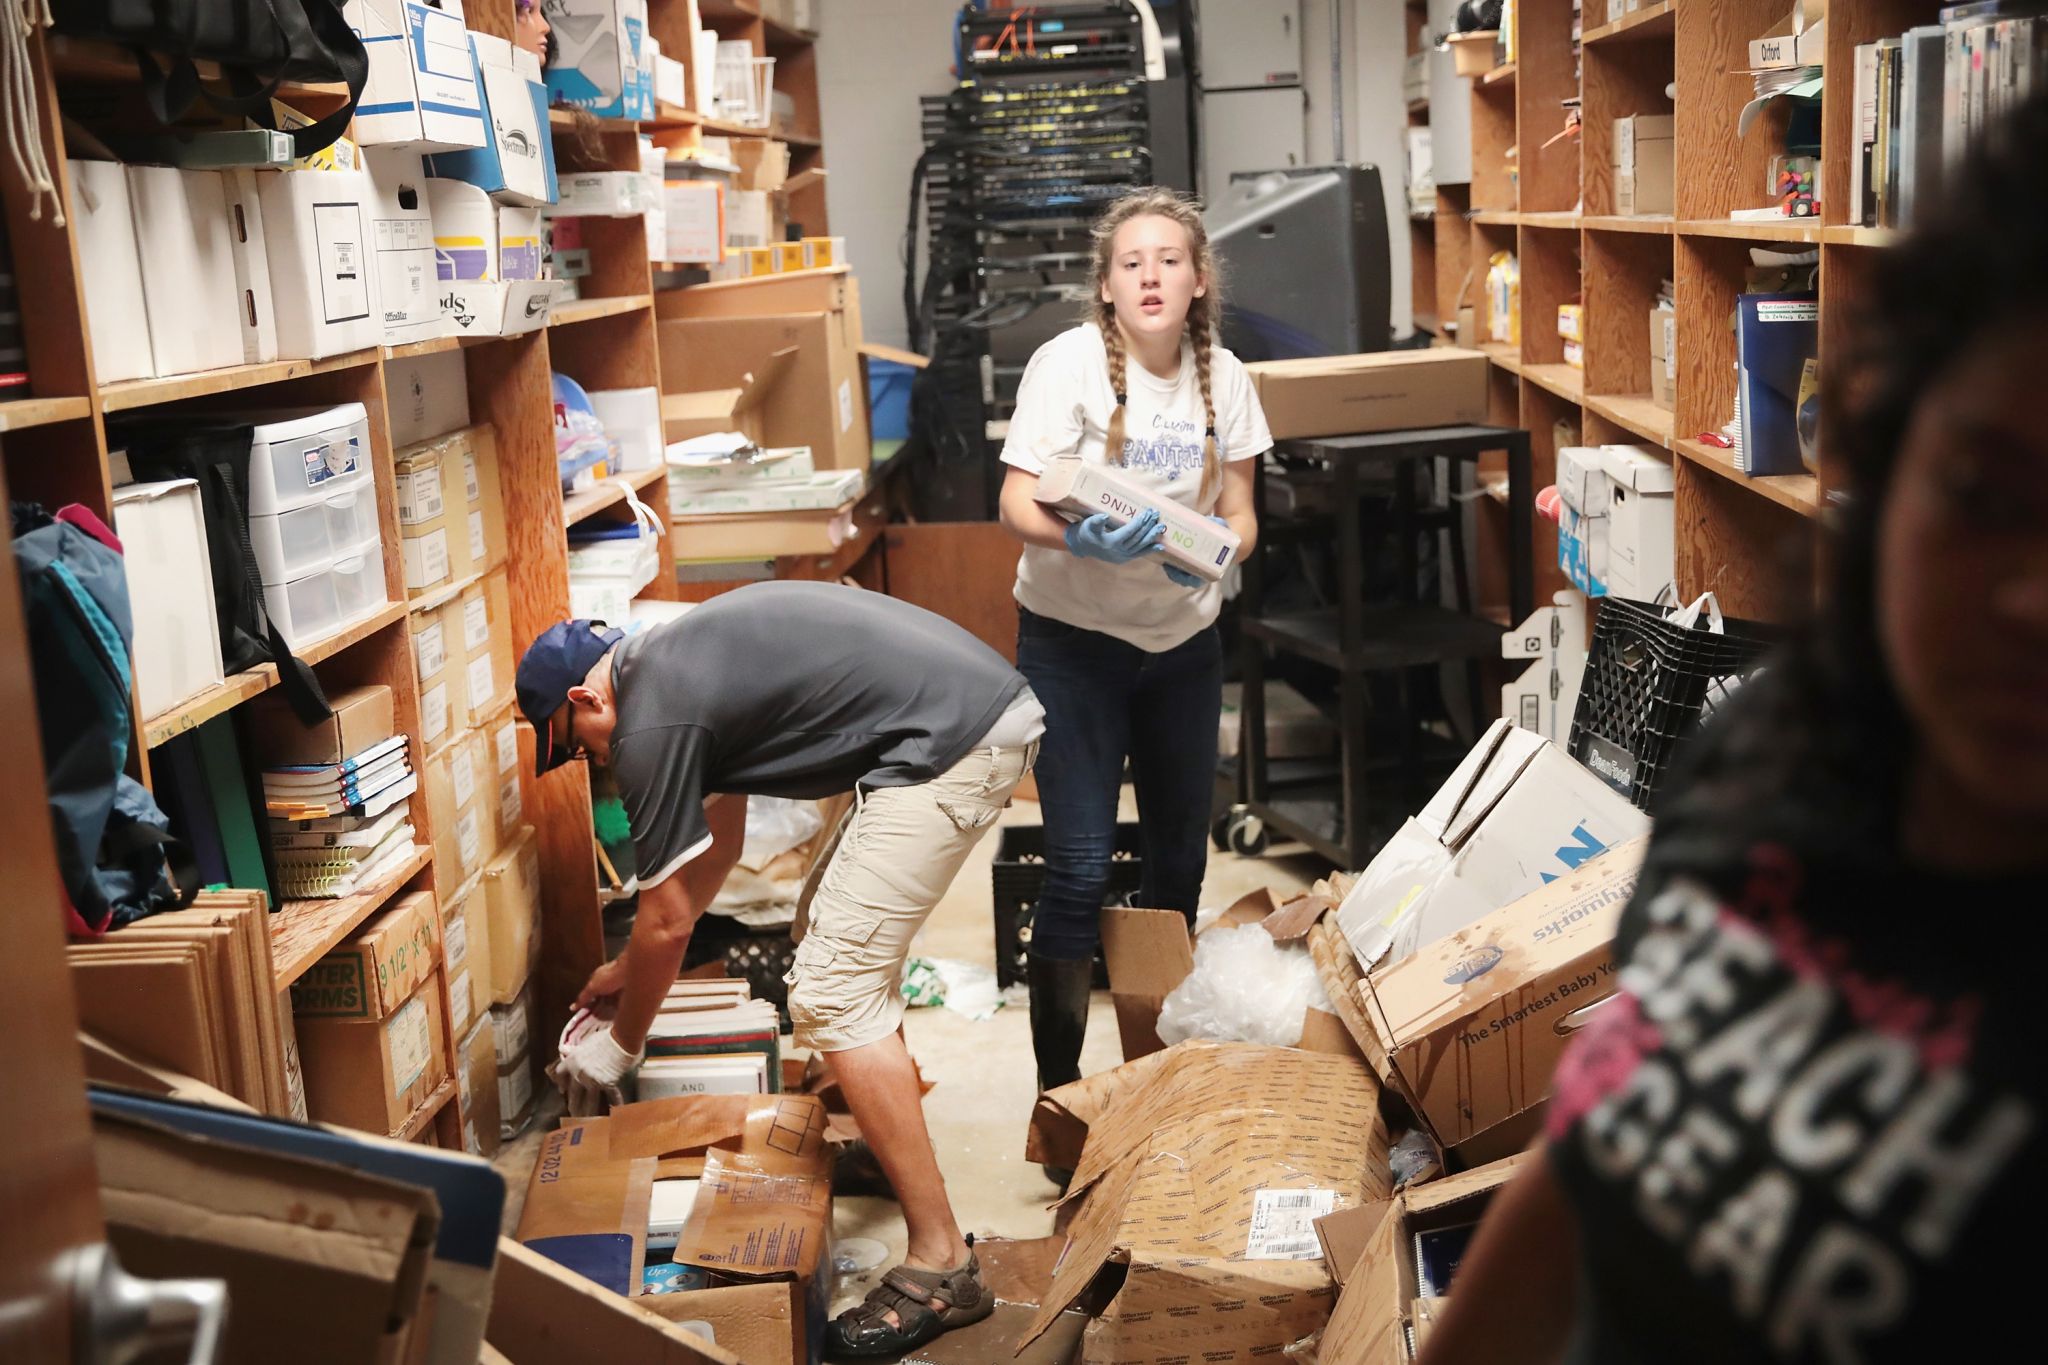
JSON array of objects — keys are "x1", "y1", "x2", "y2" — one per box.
[{"x1": 1001, "y1": 323, "x2": 1273, "y2": 653}]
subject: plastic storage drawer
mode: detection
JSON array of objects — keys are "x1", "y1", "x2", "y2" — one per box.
[
  {"x1": 331, "y1": 543, "x2": 388, "y2": 622},
  {"x1": 263, "y1": 565, "x2": 343, "y2": 649},
  {"x1": 248, "y1": 484, "x2": 381, "y2": 583},
  {"x1": 242, "y1": 404, "x2": 372, "y2": 515}
]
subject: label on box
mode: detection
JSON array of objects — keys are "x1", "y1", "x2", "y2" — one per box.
[
  {"x1": 396, "y1": 466, "x2": 444, "y2": 524},
  {"x1": 404, "y1": 528, "x2": 450, "y2": 589},
  {"x1": 838, "y1": 379, "x2": 854, "y2": 433},
  {"x1": 463, "y1": 449, "x2": 482, "y2": 503},
  {"x1": 469, "y1": 507, "x2": 487, "y2": 564},
  {"x1": 1663, "y1": 315, "x2": 1677, "y2": 380},
  {"x1": 499, "y1": 1057, "x2": 534, "y2": 1120},
  {"x1": 457, "y1": 1053, "x2": 474, "y2": 1108},
  {"x1": 495, "y1": 721, "x2": 520, "y2": 774},
  {"x1": 282, "y1": 1027, "x2": 308, "y2": 1122},
  {"x1": 464, "y1": 593, "x2": 491, "y2": 651},
  {"x1": 492, "y1": 1002, "x2": 530, "y2": 1068},
  {"x1": 457, "y1": 808, "x2": 482, "y2": 874},
  {"x1": 464, "y1": 1120, "x2": 480, "y2": 1155},
  {"x1": 467, "y1": 655, "x2": 496, "y2": 712},
  {"x1": 448, "y1": 968, "x2": 473, "y2": 1037},
  {"x1": 313, "y1": 202, "x2": 372, "y2": 324},
  {"x1": 301, "y1": 436, "x2": 360, "y2": 490},
  {"x1": 498, "y1": 772, "x2": 523, "y2": 830},
  {"x1": 1245, "y1": 1189, "x2": 1340, "y2": 1261},
  {"x1": 386, "y1": 995, "x2": 433, "y2": 1093},
  {"x1": 444, "y1": 903, "x2": 469, "y2": 971},
  {"x1": 414, "y1": 617, "x2": 448, "y2": 679},
  {"x1": 452, "y1": 748, "x2": 476, "y2": 808},
  {"x1": 421, "y1": 680, "x2": 449, "y2": 747}
]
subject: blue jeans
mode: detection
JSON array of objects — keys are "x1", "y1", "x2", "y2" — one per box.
[{"x1": 1016, "y1": 607, "x2": 1223, "y2": 962}]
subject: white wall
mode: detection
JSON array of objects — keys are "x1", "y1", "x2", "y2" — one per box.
[{"x1": 817, "y1": 0, "x2": 1416, "y2": 349}]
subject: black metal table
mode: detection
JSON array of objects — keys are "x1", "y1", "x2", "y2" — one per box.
[{"x1": 1223, "y1": 423, "x2": 1535, "y2": 867}]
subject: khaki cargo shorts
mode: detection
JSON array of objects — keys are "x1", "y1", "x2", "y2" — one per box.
[{"x1": 785, "y1": 738, "x2": 1037, "y2": 1052}]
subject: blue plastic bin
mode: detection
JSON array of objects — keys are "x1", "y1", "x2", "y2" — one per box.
[{"x1": 867, "y1": 357, "x2": 914, "y2": 441}]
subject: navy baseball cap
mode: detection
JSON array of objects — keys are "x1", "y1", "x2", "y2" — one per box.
[{"x1": 516, "y1": 620, "x2": 624, "y2": 776}]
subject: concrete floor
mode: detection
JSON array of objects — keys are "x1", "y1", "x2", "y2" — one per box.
[{"x1": 496, "y1": 789, "x2": 1330, "y2": 1355}]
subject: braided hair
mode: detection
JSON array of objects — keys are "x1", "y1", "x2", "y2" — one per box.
[{"x1": 1089, "y1": 188, "x2": 1225, "y2": 510}]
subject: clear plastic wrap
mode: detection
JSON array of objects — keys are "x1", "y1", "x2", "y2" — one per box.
[{"x1": 1157, "y1": 924, "x2": 1321, "y2": 1048}]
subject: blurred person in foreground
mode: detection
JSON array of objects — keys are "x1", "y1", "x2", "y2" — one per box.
[{"x1": 1422, "y1": 97, "x2": 2048, "y2": 1365}]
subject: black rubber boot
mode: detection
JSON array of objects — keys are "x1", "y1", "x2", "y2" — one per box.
[{"x1": 1027, "y1": 952, "x2": 1094, "y2": 1191}]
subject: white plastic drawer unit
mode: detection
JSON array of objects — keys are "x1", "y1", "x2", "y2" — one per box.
[
  {"x1": 263, "y1": 538, "x2": 389, "y2": 649},
  {"x1": 240, "y1": 403, "x2": 373, "y2": 515},
  {"x1": 248, "y1": 483, "x2": 380, "y2": 583}
]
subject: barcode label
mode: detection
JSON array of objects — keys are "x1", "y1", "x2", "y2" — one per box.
[{"x1": 1245, "y1": 1188, "x2": 1339, "y2": 1261}]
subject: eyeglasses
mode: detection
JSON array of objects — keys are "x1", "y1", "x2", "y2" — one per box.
[{"x1": 560, "y1": 705, "x2": 588, "y2": 764}]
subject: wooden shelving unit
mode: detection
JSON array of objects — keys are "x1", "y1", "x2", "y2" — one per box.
[
  {"x1": 1414, "y1": 0, "x2": 1914, "y2": 623},
  {"x1": 271, "y1": 848, "x2": 436, "y2": 989},
  {"x1": 564, "y1": 463, "x2": 671, "y2": 528}
]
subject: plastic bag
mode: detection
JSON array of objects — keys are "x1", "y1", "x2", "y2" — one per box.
[
  {"x1": 899, "y1": 957, "x2": 1004, "y2": 1021},
  {"x1": 741, "y1": 795, "x2": 824, "y2": 870},
  {"x1": 1156, "y1": 924, "x2": 1319, "y2": 1048},
  {"x1": 1390, "y1": 1129, "x2": 1442, "y2": 1189}
]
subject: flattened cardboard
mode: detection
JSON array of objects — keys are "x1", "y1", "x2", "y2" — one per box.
[
  {"x1": 1020, "y1": 1043, "x2": 1387, "y2": 1362},
  {"x1": 487, "y1": 1237, "x2": 743, "y2": 1364},
  {"x1": 1245, "y1": 349, "x2": 1489, "y2": 440},
  {"x1": 1361, "y1": 839, "x2": 1646, "y2": 1153}
]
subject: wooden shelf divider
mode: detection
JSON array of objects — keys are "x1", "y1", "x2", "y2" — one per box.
[
  {"x1": 100, "y1": 349, "x2": 381, "y2": 413},
  {"x1": 271, "y1": 847, "x2": 432, "y2": 989},
  {"x1": 1674, "y1": 438, "x2": 1821, "y2": 518},
  {"x1": 0, "y1": 395, "x2": 92, "y2": 432},
  {"x1": 548, "y1": 294, "x2": 654, "y2": 328},
  {"x1": 1582, "y1": 1, "x2": 1675, "y2": 46},
  {"x1": 564, "y1": 464, "x2": 671, "y2": 528},
  {"x1": 1584, "y1": 393, "x2": 1675, "y2": 448},
  {"x1": 1521, "y1": 362, "x2": 1584, "y2": 403}
]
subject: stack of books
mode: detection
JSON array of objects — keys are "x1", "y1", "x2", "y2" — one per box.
[
  {"x1": 264, "y1": 735, "x2": 420, "y2": 899},
  {"x1": 636, "y1": 979, "x2": 782, "y2": 1099}
]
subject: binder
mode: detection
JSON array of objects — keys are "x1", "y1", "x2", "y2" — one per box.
[{"x1": 1736, "y1": 293, "x2": 1820, "y2": 478}]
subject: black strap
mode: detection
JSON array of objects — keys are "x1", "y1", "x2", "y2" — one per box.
[
  {"x1": 102, "y1": 820, "x2": 203, "y2": 912},
  {"x1": 130, "y1": 1, "x2": 367, "y2": 161},
  {"x1": 252, "y1": 0, "x2": 370, "y2": 160},
  {"x1": 206, "y1": 461, "x2": 332, "y2": 727}
]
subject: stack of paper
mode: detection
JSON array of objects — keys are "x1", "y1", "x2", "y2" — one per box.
[
  {"x1": 636, "y1": 981, "x2": 782, "y2": 1099},
  {"x1": 665, "y1": 442, "x2": 812, "y2": 490},
  {"x1": 669, "y1": 467, "x2": 865, "y2": 517},
  {"x1": 264, "y1": 734, "x2": 420, "y2": 898}
]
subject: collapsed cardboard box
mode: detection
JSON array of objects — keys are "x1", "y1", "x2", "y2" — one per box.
[
  {"x1": 517, "y1": 1094, "x2": 833, "y2": 1365},
  {"x1": 1245, "y1": 350, "x2": 1489, "y2": 439},
  {"x1": 488, "y1": 1237, "x2": 742, "y2": 1364},
  {"x1": 893, "y1": 1236, "x2": 1090, "y2": 1365},
  {"x1": 1314, "y1": 1154, "x2": 1534, "y2": 1365},
  {"x1": 661, "y1": 346, "x2": 797, "y2": 446},
  {"x1": 1360, "y1": 840, "x2": 1646, "y2": 1163},
  {"x1": 1099, "y1": 887, "x2": 1356, "y2": 1062},
  {"x1": 1018, "y1": 1042, "x2": 1388, "y2": 1364}
]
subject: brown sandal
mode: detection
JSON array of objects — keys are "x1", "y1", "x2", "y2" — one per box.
[{"x1": 823, "y1": 1249, "x2": 994, "y2": 1359}]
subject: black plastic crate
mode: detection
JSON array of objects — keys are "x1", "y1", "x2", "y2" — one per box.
[
  {"x1": 991, "y1": 821, "x2": 1144, "y2": 989},
  {"x1": 1568, "y1": 597, "x2": 1777, "y2": 812},
  {"x1": 682, "y1": 915, "x2": 797, "y2": 1026}
]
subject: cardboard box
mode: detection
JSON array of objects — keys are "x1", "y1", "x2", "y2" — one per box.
[
  {"x1": 662, "y1": 180, "x2": 725, "y2": 263},
  {"x1": 483, "y1": 824, "x2": 541, "y2": 1006},
  {"x1": 1564, "y1": 337, "x2": 1585, "y2": 370},
  {"x1": 347, "y1": 0, "x2": 487, "y2": 150},
  {"x1": 1555, "y1": 444, "x2": 1611, "y2": 596},
  {"x1": 1599, "y1": 445, "x2": 1676, "y2": 602},
  {"x1": 1033, "y1": 455, "x2": 1243, "y2": 582},
  {"x1": 246, "y1": 683, "x2": 395, "y2": 767},
  {"x1": 660, "y1": 345, "x2": 796, "y2": 446},
  {"x1": 1018, "y1": 1043, "x2": 1387, "y2": 1363},
  {"x1": 456, "y1": 569, "x2": 517, "y2": 721},
  {"x1": 112, "y1": 480, "x2": 225, "y2": 719},
  {"x1": 411, "y1": 595, "x2": 463, "y2": 750},
  {"x1": 258, "y1": 168, "x2": 379, "y2": 359},
  {"x1": 670, "y1": 503, "x2": 863, "y2": 561},
  {"x1": 482, "y1": 703, "x2": 526, "y2": 842},
  {"x1": 1100, "y1": 888, "x2": 1358, "y2": 1063},
  {"x1": 220, "y1": 169, "x2": 281, "y2": 363},
  {"x1": 1500, "y1": 590, "x2": 1590, "y2": 744},
  {"x1": 396, "y1": 429, "x2": 483, "y2": 595},
  {"x1": 1614, "y1": 114, "x2": 1675, "y2": 217},
  {"x1": 1649, "y1": 301, "x2": 1676, "y2": 410},
  {"x1": 590, "y1": 386, "x2": 665, "y2": 472},
  {"x1": 802, "y1": 236, "x2": 842, "y2": 269},
  {"x1": 1748, "y1": 12, "x2": 1826, "y2": 70},
  {"x1": 458, "y1": 1015, "x2": 501, "y2": 1157},
  {"x1": 491, "y1": 984, "x2": 532, "y2": 1071},
  {"x1": 428, "y1": 32, "x2": 558, "y2": 206},
  {"x1": 1362, "y1": 840, "x2": 1645, "y2": 1156},
  {"x1": 295, "y1": 967, "x2": 450, "y2": 1134},
  {"x1": 545, "y1": 0, "x2": 654, "y2": 120},
  {"x1": 442, "y1": 277, "x2": 564, "y2": 336},
  {"x1": 498, "y1": 204, "x2": 543, "y2": 280},
  {"x1": 499, "y1": 1049, "x2": 536, "y2": 1134},
  {"x1": 519, "y1": 1094, "x2": 832, "y2": 1365},
  {"x1": 724, "y1": 188, "x2": 773, "y2": 252},
  {"x1": 655, "y1": 52, "x2": 689, "y2": 108},
  {"x1": 1334, "y1": 719, "x2": 1650, "y2": 971},
  {"x1": 291, "y1": 889, "x2": 442, "y2": 1021},
  {"x1": 553, "y1": 170, "x2": 652, "y2": 217},
  {"x1": 1556, "y1": 302, "x2": 1583, "y2": 341},
  {"x1": 1245, "y1": 349, "x2": 1490, "y2": 439},
  {"x1": 488, "y1": 1237, "x2": 743, "y2": 1364},
  {"x1": 732, "y1": 139, "x2": 789, "y2": 193},
  {"x1": 386, "y1": 346, "x2": 471, "y2": 445},
  {"x1": 423, "y1": 726, "x2": 495, "y2": 885},
  {"x1": 1219, "y1": 679, "x2": 1336, "y2": 760},
  {"x1": 72, "y1": 158, "x2": 157, "y2": 382},
  {"x1": 1316, "y1": 1154, "x2": 1535, "y2": 1364},
  {"x1": 443, "y1": 876, "x2": 493, "y2": 1036},
  {"x1": 654, "y1": 269, "x2": 870, "y2": 471},
  {"x1": 127, "y1": 167, "x2": 245, "y2": 375},
  {"x1": 363, "y1": 148, "x2": 448, "y2": 345}
]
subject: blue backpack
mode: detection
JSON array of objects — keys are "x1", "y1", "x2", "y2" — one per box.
[{"x1": 11, "y1": 503, "x2": 195, "y2": 935}]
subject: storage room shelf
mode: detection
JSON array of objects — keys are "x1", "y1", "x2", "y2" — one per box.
[
  {"x1": 271, "y1": 846, "x2": 432, "y2": 989},
  {"x1": 1822, "y1": 225, "x2": 1901, "y2": 248},
  {"x1": 50, "y1": 37, "x2": 350, "y2": 105},
  {"x1": 1674, "y1": 438, "x2": 1822, "y2": 519},
  {"x1": 548, "y1": 294, "x2": 652, "y2": 328},
  {"x1": 564, "y1": 463, "x2": 670, "y2": 528},
  {"x1": 774, "y1": 127, "x2": 823, "y2": 148},
  {"x1": 1582, "y1": 214, "x2": 1674, "y2": 235},
  {"x1": 1482, "y1": 63, "x2": 1517, "y2": 87},
  {"x1": 395, "y1": 1077, "x2": 457, "y2": 1143},
  {"x1": 141, "y1": 601, "x2": 406, "y2": 749},
  {"x1": 0, "y1": 395, "x2": 91, "y2": 432},
  {"x1": 100, "y1": 350, "x2": 380, "y2": 413},
  {"x1": 762, "y1": 15, "x2": 817, "y2": 47},
  {"x1": 696, "y1": 0, "x2": 761, "y2": 20},
  {"x1": 1522, "y1": 363, "x2": 1584, "y2": 402},
  {"x1": 1585, "y1": 394, "x2": 1675, "y2": 448},
  {"x1": 703, "y1": 117, "x2": 776, "y2": 138},
  {"x1": 1678, "y1": 218, "x2": 1823, "y2": 244},
  {"x1": 548, "y1": 107, "x2": 639, "y2": 132},
  {"x1": 1478, "y1": 341, "x2": 1522, "y2": 375},
  {"x1": 1582, "y1": 1, "x2": 1675, "y2": 45},
  {"x1": 1521, "y1": 211, "x2": 1581, "y2": 230},
  {"x1": 1408, "y1": 97, "x2": 1430, "y2": 114},
  {"x1": 1471, "y1": 209, "x2": 1519, "y2": 226},
  {"x1": 1243, "y1": 605, "x2": 1507, "y2": 673},
  {"x1": 647, "y1": 101, "x2": 703, "y2": 128},
  {"x1": 383, "y1": 334, "x2": 493, "y2": 361}
]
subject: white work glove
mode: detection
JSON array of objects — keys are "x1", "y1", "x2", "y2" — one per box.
[{"x1": 549, "y1": 1013, "x2": 644, "y2": 1117}]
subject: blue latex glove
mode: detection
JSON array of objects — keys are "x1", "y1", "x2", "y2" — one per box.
[
  {"x1": 1065, "y1": 508, "x2": 1163, "y2": 565},
  {"x1": 1161, "y1": 516, "x2": 1231, "y2": 587}
]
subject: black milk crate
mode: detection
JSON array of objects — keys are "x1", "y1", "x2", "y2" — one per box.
[
  {"x1": 991, "y1": 821, "x2": 1144, "y2": 989},
  {"x1": 1568, "y1": 597, "x2": 1778, "y2": 812},
  {"x1": 683, "y1": 916, "x2": 797, "y2": 1027}
]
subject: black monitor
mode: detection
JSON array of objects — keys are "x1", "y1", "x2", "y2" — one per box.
[{"x1": 1205, "y1": 164, "x2": 1392, "y2": 361}]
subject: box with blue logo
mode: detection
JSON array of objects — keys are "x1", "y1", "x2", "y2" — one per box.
[
  {"x1": 1555, "y1": 444, "x2": 1610, "y2": 596},
  {"x1": 346, "y1": 0, "x2": 487, "y2": 151},
  {"x1": 426, "y1": 31, "x2": 556, "y2": 206},
  {"x1": 545, "y1": 0, "x2": 656, "y2": 121},
  {"x1": 1359, "y1": 837, "x2": 1647, "y2": 1161}
]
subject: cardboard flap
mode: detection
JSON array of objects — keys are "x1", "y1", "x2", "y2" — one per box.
[
  {"x1": 1601, "y1": 444, "x2": 1677, "y2": 495},
  {"x1": 782, "y1": 166, "x2": 826, "y2": 196},
  {"x1": 596, "y1": 1093, "x2": 827, "y2": 1173},
  {"x1": 1100, "y1": 907, "x2": 1195, "y2": 996},
  {"x1": 1403, "y1": 1150, "x2": 1535, "y2": 1218},
  {"x1": 1262, "y1": 890, "x2": 1334, "y2": 943},
  {"x1": 857, "y1": 341, "x2": 929, "y2": 369},
  {"x1": 731, "y1": 345, "x2": 801, "y2": 419},
  {"x1": 672, "y1": 1147, "x2": 831, "y2": 1281},
  {"x1": 1315, "y1": 1203, "x2": 1391, "y2": 1288},
  {"x1": 1439, "y1": 729, "x2": 1549, "y2": 853},
  {"x1": 1306, "y1": 918, "x2": 1397, "y2": 1081},
  {"x1": 1216, "y1": 886, "x2": 1280, "y2": 930},
  {"x1": 1315, "y1": 1189, "x2": 1412, "y2": 1365},
  {"x1": 663, "y1": 387, "x2": 748, "y2": 426},
  {"x1": 488, "y1": 1238, "x2": 744, "y2": 1364}
]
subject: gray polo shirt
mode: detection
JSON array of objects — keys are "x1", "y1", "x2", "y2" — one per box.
[{"x1": 608, "y1": 581, "x2": 1027, "y2": 886}]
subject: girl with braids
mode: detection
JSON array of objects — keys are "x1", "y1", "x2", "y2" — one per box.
[{"x1": 997, "y1": 187, "x2": 1270, "y2": 1164}]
